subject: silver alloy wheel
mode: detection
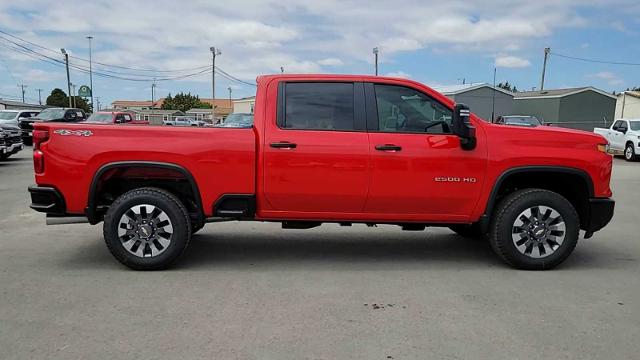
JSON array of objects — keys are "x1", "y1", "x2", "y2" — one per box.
[
  {"x1": 117, "y1": 204, "x2": 173, "y2": 258},
  {"x1": 625, "y1": 145, "x2": 633, "y2": 160},
  {"x1": 511, "y1": 205, "x2": 566, "y2": 259}
]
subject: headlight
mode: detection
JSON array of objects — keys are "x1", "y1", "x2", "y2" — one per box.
[{"x1": 597, "y1": 144, "x2": 609, "y2": 153}]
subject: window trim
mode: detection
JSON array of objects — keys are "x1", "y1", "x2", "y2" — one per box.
[
  {"x1": 365, "y1": 82, "x2": 455, "y2": 135},
  {"x1": 276, "y1": 81, "x2": 366, "y2": 132}
]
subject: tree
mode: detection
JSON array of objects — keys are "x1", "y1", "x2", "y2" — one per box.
[
  {"x1": 46, "y1": 88, "x2": 68, "y2": 107},
  {"x1": 496, "y1": 81, "x2": 518, "y2": 93},
  {"x1": 45, "y1": 88, "x2": 92, "y2": 112},
  {"x1": 161, "y1": 92, "x2": 212, "y2": 112}
]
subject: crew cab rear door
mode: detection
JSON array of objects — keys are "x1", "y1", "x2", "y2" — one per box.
[
  {"x1": 363, "y1": 82, "x2": 486, "y2": 221},
  {"x1": 262, "y1": 81, "x2": 369, "y2": 215}
]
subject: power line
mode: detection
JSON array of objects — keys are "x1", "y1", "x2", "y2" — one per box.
[
  {"x1": 551, "y1": 52, "x2": 640, "y2": 66},
  {"x1": 0, "y1": 33, "x2": 257, "y2": 86}
]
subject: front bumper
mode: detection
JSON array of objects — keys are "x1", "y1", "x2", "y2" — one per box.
[
  {"x1": 583, "y1": 198, "x2": 615, "y2": 238},
  {"x1": 28, "y1": 185, "x2": 66, "y2": 215}
]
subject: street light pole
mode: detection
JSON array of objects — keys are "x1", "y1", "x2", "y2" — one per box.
[
  {"x1": 373, "y1": 47, "x2": 379, "y2": 76},
  {"x1": 86, "y1": 36, "x2": 94, "y2": 112},
  {"x1": 210, "y1": 47, "x2": 221, "y2": 122},
  {"x1": 36, "y1": 88, "x2": 43, "y2": 105},
  {"x1": 71, "y1": 83, "x2": 76, "y2": 108},
  {"x1": 61, "y1": 48, "x2": 72, "y2": 107}
]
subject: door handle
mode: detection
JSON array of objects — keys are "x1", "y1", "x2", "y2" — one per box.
[
  {"x1": 270, "y1": 141, "x2": 297, "y2": 149},
  {"x1": 375, "y1": 144, "x2": 402, "y2": 151}
]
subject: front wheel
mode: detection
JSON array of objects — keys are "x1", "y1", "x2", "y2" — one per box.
[
  {"x1": 489, "y1": 189, "x2": 579, "y2": 270},
  {"x1": 103, "y1": 187, "x2": 192, "y2": 270},
  {"x1": 625, "y1": 143, "x2": 637, "y2": 161}
]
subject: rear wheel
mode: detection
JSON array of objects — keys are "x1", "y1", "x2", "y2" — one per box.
[
  {"x1": 625, "y1": 143, "x2": 637, "y2": 161},
  {"x1": 103, "y1": 187, "x2": 192, "y2": 270},
  {"x1": 489, "y1": 189, "x2": 579, "y2": 270}
]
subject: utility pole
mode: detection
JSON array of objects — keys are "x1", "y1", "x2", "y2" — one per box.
[
  {"x1": 280, "y1": 66, "x2": 284, "y2": 74},
  {"x1": 61, "y1": 48, "x2": 72, "y2": 107},
  {"x1": 373, "y1": 47, "x2": 379, "y2": 76},
  {"x1": 491, "y1": 68, "x2": 497, "y2": 122},
  {"x1": 228, "y1": 86, "x2": 232, "y2": 107},
  {"x1": 151, "y1": 81, "x2": 156, "y2": 120},
  {"x1": 36, "y1": 88, "x2": 43, "y2": 105},
  {"x1": 86, "y1": 36, "x2": 94, "y2": 112},
  {"x1": 210, "y1": 47, "x2": 221, "y2": 122},
  {"x1": 71, "y1": 83, "x2": 77, "y2": 108},
  {"x1": 540, "y1": 47, "x2": 550, "y2": 91},
  {"x1": 95, "y1": 96, "x2": 101, "y2": 111},
  {"x1": 18, "y1": 84, "x2": 27, "y2": 103}
]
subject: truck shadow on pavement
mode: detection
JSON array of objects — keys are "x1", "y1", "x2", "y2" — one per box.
[{"x1": 61, "y1": 228, "x2": 622, "y2": 271}]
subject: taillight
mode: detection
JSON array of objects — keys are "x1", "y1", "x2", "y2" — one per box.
[
  {"x1": 33, "y1": 129, "x2": 49, "y2": 150},
  {"x1": 33, "y1": 149, "x2": 45, "y2": 174}
]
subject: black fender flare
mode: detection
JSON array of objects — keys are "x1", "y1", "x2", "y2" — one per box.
[
  {"x1": 86, "y1": 161, "x2": 203, "y2": 224},
  {"x1": 478, "y1": 166, "x2": 594, "y2": 232}
]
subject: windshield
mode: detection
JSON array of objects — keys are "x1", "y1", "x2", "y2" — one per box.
[
  {"x1": 86, "y1": 113, "x2": 113, "y2": 123},
  {"x1": 0, "y1": 111, "x2": 18, "y2": 120},
  {"x1": 222, "y1": 113, "x2": 254, "y2": 127},
  {"x1": 502, "y1": 116, "x2": 540, "y2": 126},
  {"x1": 630, "y1": 121, "x2": 640, "y2": 131},
  {"x1": 36, "y1": 108, "x2": 66, "y2": 120}
]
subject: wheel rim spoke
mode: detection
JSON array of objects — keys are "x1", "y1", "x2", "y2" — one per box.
[
  {"x1": 118, "y1": 203, "x2": 173, "y2": 259},
  {"x1": 511, "y1": 205, "x2": 565, "y2": 259}
]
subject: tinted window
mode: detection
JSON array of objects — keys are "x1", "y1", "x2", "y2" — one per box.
[
  {"x1": 613, "y1": 120, "x2": 623, "y2": 130},
  {"x1": 283, "y1": 82, "x2": 354, "y2": 130},
  {"x1": 87, "y1": 113, "x2": 113, "y2": 123},
  {"x1": 374, "y1": 85, "x2": 453, "y2": 134}
]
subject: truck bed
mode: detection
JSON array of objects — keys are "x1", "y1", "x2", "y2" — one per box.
[{"x1": 34, "y1": 123, "x2": 256, "y2": 216}]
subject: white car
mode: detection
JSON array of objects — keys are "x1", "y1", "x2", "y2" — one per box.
[
  {"x1": 163, "y1": 116, "x2": 206, "y2": 127},
  {"x1": 594, "y1": 119, "x2": 640, "y2": 161},
  {"x1": 0, "y1": 109, "x2": 40, "y2": 127}
]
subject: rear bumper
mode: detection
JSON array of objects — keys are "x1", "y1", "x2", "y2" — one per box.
[
  {"x1": 28, "y1": 185, "x2": 66, "y2": 215},
  {"x1": 583, "y1": 198, "x2": 614, "y2": 237}
]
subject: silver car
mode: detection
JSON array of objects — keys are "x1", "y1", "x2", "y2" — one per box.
[
  {"x1": 163, "y1": 116, "x2": 206, "y2": 127},
  {"x1": 0, "y1": 109, "x2": 40, "y2": 127}
]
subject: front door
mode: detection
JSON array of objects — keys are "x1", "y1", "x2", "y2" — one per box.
[
  {"x1": 262, "y1": 81, "x2": 370, "y2": 216},
  {"x1": 364, "y1": 83, "x2": 487, "y2": 222}
]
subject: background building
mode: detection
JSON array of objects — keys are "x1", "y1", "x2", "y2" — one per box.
[
  {"x1": 131, "y1": 109, "x2": 184, "y2": 125},
  {"x1": 432, "y1": 83, "x2": 514, "y2": 122},
  {"x1": 513, "y1": 87, "x2": 616, "y2": 130},
  {"x1": 112, "y1": 99, "x2": 165, "y2": 111},
  {"x1": 0, "y1": 99, "x2": 47, "y2": 111},
  {"x1": 233, "y1": 96, "x2": 256, "y2": 114},
  {"x1": 615, "y1": 91, "x2": 640, "y2": 119}
]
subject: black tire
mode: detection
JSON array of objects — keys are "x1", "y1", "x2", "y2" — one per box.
[
  {"x1": 103, "y1": 187, "x2": 192, "y2": 270},
  {"x1": 624, "y1": 143, "x2": 637, "y2": 161},
  {"x1": 489, "y1": 189, "x2": 579, "y2": 270},
  {"x1": 0, "y1": 153, "x2": 8, "y2": 161},
  {"x1": 448, "y1": 223, "x2": 485, "y2": 239}
]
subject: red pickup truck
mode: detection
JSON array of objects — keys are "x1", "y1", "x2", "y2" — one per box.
[{"x1": 28, "y1": 74, "x2": 614, "y2": 270}]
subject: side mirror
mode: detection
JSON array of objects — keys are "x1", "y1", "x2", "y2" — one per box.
[{"x1": 451, "y1": 103, "x2": 476, "y2": 150}]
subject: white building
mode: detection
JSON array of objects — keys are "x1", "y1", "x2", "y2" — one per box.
[
  {"x1": 233, "y1": 96, "x2": 255, "y2": 114},
  {"x1": 615, "y1": 91, "x2": 640, "y2": 119}
]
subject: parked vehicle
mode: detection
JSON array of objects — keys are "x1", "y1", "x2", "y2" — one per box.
[
  {"x1": 0, "y1": 124, "x2": 24, "y2": 160},
  {"x1": 163, "y1": 116, "x2": 206, "y2": 127},
  {"x1": 594, "y1": 119, "x2": 640, "y2": 161},
  {"x1": 28, "y1": 74, "x2": 614, "y2": 271},
  {"x1": 494, "y1": 115, "x2": 543, "y2": 127},
  {"x1": 0, "y1": 109, "x2": 40, "y2": 127},
  {"x1": 0, "y1": 129, "x2": 7, "y2": 158},
  {"x1": 214, "y1": 113, "x2": 254, "y2": 128},
  {"x1": 20, "y1": 108, "x2": 86, "y2": 144},
  {"x1": 85, "y1": 111, "x2": 149, "y2": 125}
]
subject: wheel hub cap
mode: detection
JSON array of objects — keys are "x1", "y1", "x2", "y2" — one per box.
[
  {"x1": 512, "y1": 205, "x2": 566, "y2": 259},
  {"x1": 117, "y1": 204, "x2": 173, "y2": 258}
]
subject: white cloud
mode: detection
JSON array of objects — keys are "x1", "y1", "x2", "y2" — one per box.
[
  {"x1": 317, "y1": 58, "x2": 344, "y2": 66},
  {"x1": 385, "y1": 71, "x2": 411, "y2": 78},
  {"x1": 588, "y1": 71, "x2": 624, "y2": 86},
  {"x1": 495, "y1": 55, "x2": 531, "y2": 68}
]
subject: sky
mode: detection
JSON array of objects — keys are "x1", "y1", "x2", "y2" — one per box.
[{"x1": 0, "y1": 0, "x2": 639, "y2": 108}]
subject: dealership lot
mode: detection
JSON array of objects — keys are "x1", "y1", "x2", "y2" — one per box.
[{"x1": 1, "y1": 150, "x2": 639, "y2": 359}]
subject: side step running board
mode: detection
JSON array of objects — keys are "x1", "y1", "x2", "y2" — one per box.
[{"x1": 46, "y1": 216, "x2": 90, "y2": 225}]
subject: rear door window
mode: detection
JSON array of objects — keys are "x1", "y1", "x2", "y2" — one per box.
[{"x1": 281, "y1": 82, "x2": 355, "y2": 131}]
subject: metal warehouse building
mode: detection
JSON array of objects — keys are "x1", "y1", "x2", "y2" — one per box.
[
  {"x1": 513, "y1": 87, "x2": 616, "y2": 131},
  {"x1": 433, "y1": 83, "x2": 514, "y2": 122}
]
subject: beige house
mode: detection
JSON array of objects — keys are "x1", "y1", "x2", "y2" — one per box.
[
  {"x1": 233, "y1": 96, "x2": 256, "y2": 114},
  {"x1": 615, "y1": 91, "x2": 640, "y2": 119}
]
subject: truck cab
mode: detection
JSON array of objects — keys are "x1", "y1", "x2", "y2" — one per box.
[{"x1": 594, "y1": 119, "x2": 640, "y2": 161}]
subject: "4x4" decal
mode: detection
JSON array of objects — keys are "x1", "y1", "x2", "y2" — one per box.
[{"x1": 53, "y1": 129, "x2": 93, "y2": 137}]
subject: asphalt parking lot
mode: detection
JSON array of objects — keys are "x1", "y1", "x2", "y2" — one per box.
[{"x1": 1, "y1": 149, "x2": 639, "y2": 359}]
